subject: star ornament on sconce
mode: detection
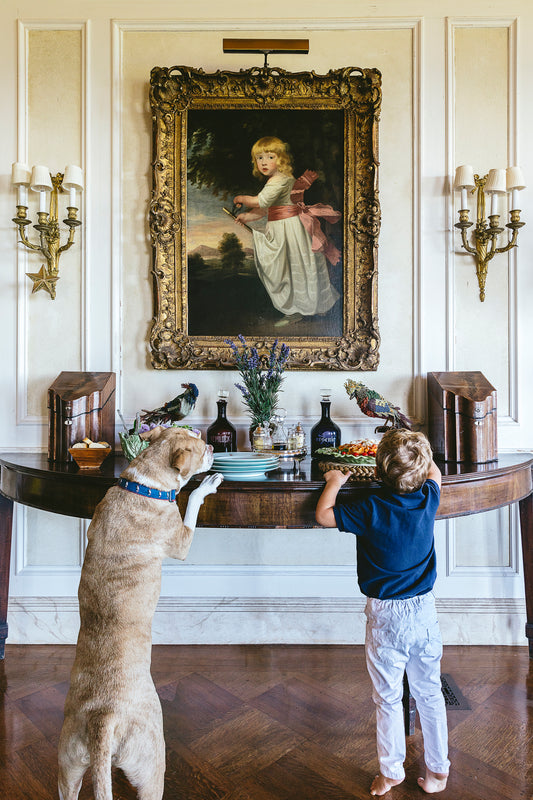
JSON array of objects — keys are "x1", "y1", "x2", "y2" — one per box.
[{"x1": 25, "y1": 265, "x2": 60, "y2": 298}]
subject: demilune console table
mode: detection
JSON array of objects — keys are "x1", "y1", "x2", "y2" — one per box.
[{"x1": 0, "y1": 451, "x2": 532, "y2": 662}]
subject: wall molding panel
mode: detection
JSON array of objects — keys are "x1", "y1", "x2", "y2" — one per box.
[
  {"x1": 15, "y1": 20, "x2": 88, "y2": 427},
  {"x1": 446, "y1": 17, "x2": 520, "y2": 425},
  {"x1": 446, "y1": 505, "x2": 519, "y2": 579}
]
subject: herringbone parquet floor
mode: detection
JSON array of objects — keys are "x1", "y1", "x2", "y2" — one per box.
[{"x1": 0, "y1": 644, "x2": 531, "y2": 799}]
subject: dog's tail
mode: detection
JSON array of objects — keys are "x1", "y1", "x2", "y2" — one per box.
[{"x1": 88, "y1": 712, "x2": 115, "y2": 800}]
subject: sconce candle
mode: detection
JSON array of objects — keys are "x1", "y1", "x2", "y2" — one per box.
[
  {"x1": 453, "y1": 165, "x2": 475, "y2": 209},
  {"x1": 62, "y1": 164, "x2": 84, "y2": 208},
  {"x1": 30, "y1": 165, "x2": 53, "y2": 213},
  {"x1": 506, "y1": 166, "x2": 526, "y2": 211},
  {"x1": 11, "y1": 162, "x2": 31, "y2": 206},
  {"x1": 484, "y1": 169, "x2": 506, "y2": 216}
]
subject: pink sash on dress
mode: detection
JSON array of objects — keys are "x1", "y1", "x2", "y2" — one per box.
[{"x1": 266, "y1": 171, "x2": 342, "y2": 265}]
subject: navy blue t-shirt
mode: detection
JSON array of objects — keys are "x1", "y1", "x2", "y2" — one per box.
[{"x1": 333, "y1": 479, "x2": 440, "y2": 599}]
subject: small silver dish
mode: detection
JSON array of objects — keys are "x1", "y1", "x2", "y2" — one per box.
[{"x1": 275, "y1": 448, "x2": 307, "y2": 473}]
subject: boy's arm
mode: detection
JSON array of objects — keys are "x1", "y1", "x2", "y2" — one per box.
[
  {"x1": 315, "y1": 470, "x2": 350, "y2": 527},
  {"x1": 427, "y1": 459, "x2": 442, "y2": 488}
]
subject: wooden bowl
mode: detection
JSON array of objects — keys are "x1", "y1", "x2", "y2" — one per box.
[{"x1": 69, "y1": 446, "x2": 112, "y2": 470}]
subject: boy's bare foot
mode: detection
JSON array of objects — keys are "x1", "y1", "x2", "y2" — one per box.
[
  {"x1": 370, "y1": 774, "x2": 404, "y2": 795},
  {"x1": 417, "y1": 769, "x2": 449, "y2": 793}
]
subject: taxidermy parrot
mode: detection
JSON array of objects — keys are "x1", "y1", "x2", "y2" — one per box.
[
  {"x1": 138, "y1": 383, "x2": 199, "y2": 428},
  {"x1": 345, "y1": 379, "x2": 412, "y2": 433}
]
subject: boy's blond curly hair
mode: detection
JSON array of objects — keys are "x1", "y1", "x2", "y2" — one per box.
[
  {"x1": 251, "y1": 136, "x2": 294, "y2": 179},
  {"x1": 376, "y1": 429, "x2": 433, "y2": 494}
]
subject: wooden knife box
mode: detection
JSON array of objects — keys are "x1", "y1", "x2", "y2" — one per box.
[
  {"x1": 427, "y1": 371, "x2": 497, "y2": 463},
  {"x1": 48, "y1": 371, "x2": 116, "y2": 462}
]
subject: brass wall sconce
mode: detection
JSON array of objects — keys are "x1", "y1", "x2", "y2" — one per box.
[
  {"x1": 12, "y1": 162, "x2": 83, "y2": 299},
  {"x1": 453, "y1": 165, "x2": 525, "y2": 301}
]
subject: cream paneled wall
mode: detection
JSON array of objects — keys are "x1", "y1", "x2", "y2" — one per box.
[
  {"x1": 453, "y1": 23, "x2": 513, "y2": 417},
  {"x1": 1, "y1": 0, "x2": 532, "y2": 646},
  {"x1": 120, "y1": 25, "x2": 414, "y2": 416},
  {"x1": 26, "y1": 28, "x2": 84, "y2": 419}
]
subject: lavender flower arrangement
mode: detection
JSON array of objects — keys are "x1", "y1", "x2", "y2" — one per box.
[{"x1": 225, "y1": 335, "x2": 290, "y2": 429}]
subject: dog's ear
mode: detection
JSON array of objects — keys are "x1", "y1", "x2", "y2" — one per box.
[
  {"x1": 140, "y1": 425, "x2": 166, "y2": 442},
  {"x1": 170, "y1": 448, "x2": 191, "y2": 475}
]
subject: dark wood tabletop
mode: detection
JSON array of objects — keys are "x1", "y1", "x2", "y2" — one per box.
[
  {"x1": 0, "y1": 450, "x2": 531, "y2": 525},
  {"x1": 0, "y1": 452, "x2": 533, "y2": 528},
  {"x1": 0, "y1": 450, "x2": 532, "y2": 658}
]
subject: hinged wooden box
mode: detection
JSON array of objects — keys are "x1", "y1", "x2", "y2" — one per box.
[
  {"x1": 48, "y1": 372, "x2": 116, "y2": 462},
  {"x1": 427, "y1": 371, "x2": 497, "y2": 463}
]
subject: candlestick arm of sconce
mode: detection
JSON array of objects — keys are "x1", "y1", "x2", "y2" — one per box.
[
  {"x1": 493, "y1": 213, "x2": 525, "y2": 255},
  {"x1": 13, "y1": 211, "x2": 43, "y2": 252},
  {"x1": 34, "y1": 215, "x2": 55, "y2": 264},
  {"x1": 456, "y1": 221, "x2": 477, "y2": 256},
  {"x1": 58, "y1": 210, "x2": 81, "y2": 255}
]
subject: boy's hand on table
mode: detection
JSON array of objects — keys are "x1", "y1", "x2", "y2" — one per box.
[{"x1": 323, "y1": 469, "x2": 351, "y2": 488}]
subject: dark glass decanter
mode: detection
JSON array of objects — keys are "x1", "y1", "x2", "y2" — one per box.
[
  {"x1": 206, "y1": 392, "x2": 237, "y2": 452},
  {"x1": 310, "y1": 391, "x2": 341, "y2": 455}
]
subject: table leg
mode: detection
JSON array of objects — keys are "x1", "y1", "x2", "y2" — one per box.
[
  {"x1": 0, "y1": 494, "x2": 13, "y2": 659},
  {"x1": 519, "y1": 491, "x2": 533, "y2": 658}
]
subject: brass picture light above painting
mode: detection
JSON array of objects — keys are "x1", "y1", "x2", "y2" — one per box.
[{"x1": 149, "y1": 63, "x2": 381, "y2": 371}]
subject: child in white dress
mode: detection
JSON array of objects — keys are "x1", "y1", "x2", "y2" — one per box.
[{"x1": 234, "y1": 136, "x2": 340, "y2": 327}]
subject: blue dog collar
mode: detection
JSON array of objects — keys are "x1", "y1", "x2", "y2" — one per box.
[{"x1": 118, "y1": 477, "x2": 176, "y2": 502}]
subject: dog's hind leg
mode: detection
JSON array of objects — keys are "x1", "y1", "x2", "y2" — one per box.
[
  {"x1": 120, "y1": 725, "x2": 165, "y2": 800},
  {"x1": 58, "y1": 725, "x2": 89, "y2": 800},
  {"x1": 134, "y1": 761, "x2": 165, "y2": 800},
  {"x1": 58, "y1": 763, "x2": 86, "y2": 800},
  {"x1": 87, "y1": 714, "x2": 115, "y2": 800}
]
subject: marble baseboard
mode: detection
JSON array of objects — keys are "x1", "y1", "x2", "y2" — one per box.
[{"x1": 6, "y1": 597, "x2": 527, "y2": 646}]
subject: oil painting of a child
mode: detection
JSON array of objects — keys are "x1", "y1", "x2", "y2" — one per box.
[
  {"x1": 233, "y1": 136, "x2": 341, "y2": 329},
  {"x1": 186, "y1": 109, "x2": 344, "y2": 338}
]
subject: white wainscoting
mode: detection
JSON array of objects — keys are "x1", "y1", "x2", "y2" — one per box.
[{"x1": 6, "y1": 596, "x2": 526, "y2": 646}]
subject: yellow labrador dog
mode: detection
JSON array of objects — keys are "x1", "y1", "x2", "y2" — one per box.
[{"x1": 58, "y1": 426, "x2": 222, "y2": 800}]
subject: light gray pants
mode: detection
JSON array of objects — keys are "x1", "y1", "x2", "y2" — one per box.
[{"x1": 365, "y1": 592, "x2": 450, "y2": 780}]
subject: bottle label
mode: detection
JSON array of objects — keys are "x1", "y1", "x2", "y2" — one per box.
[
  {"x1": 315, "y1": 431, "x2": 337, "y2": 447},
  {"x1": 213, "y1": 432, "x2": 233, "y2": 444}
]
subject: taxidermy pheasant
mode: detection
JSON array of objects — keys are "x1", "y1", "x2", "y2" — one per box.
[
  {"x1": 345, "y1": 379, "x2": 412, "y2": 433},
  {"x1": 138, "y1": 383, "x2": 199, "y2": 428}
]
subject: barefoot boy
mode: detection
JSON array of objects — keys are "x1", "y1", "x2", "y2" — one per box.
[{"x1": 316, "y1": 429, "x2": 450, "y2": 795}]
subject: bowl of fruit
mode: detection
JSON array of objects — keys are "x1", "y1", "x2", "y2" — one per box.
[
  {"x1": 316, "y1": 439, "x2": 378, "y2": 480},
  {"x1": 69, "y1": 438, "x2": 112, "y2": 470}
]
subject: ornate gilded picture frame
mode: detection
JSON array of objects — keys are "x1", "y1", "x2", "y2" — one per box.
[{"x1": 149, "y1": 65, "x2": 381, "y2": 370}]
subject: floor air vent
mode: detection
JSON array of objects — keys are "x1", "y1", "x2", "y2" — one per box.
[{"x1": 441, "y1": 673, "x2": 471, "y2": 710}]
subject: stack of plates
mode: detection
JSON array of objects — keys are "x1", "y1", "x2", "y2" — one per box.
[{"x1": 211, "y1": 451, "x2": 279, "y2": 481}]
